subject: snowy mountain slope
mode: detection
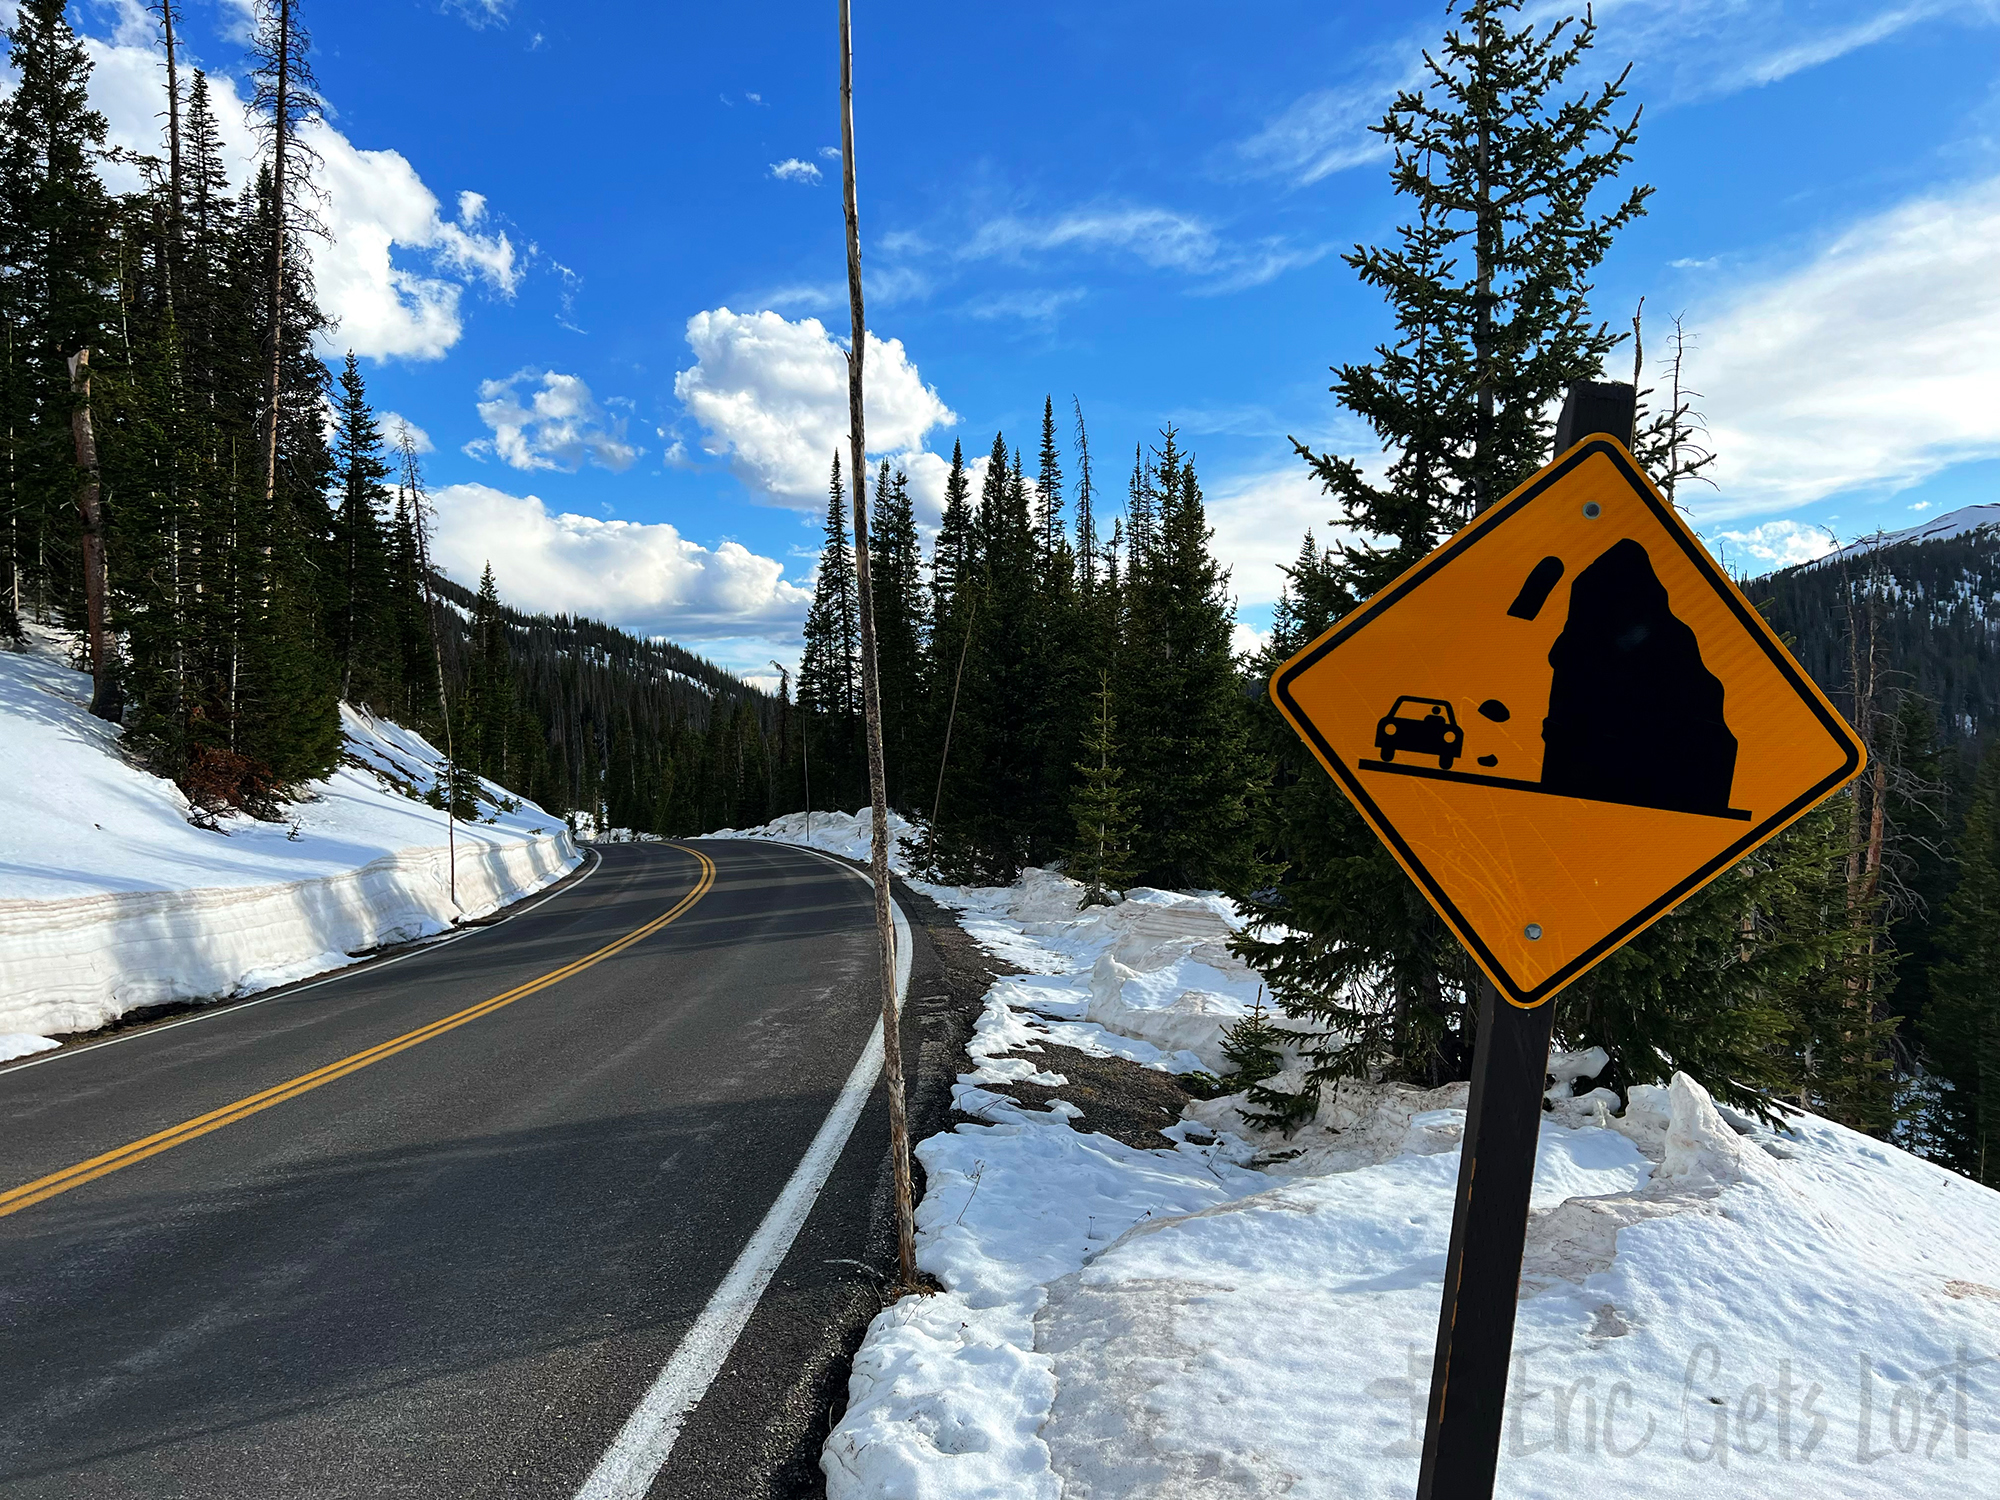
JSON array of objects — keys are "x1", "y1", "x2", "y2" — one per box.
[
  {"x1": 816, "y1": 859, "x2": 2000, "y2": 1500},
  {"x1": 1821, "y1": 502, "x2": 2000, "y2": 565},
  {"x1": 0, "y1": 629, "x2": 579, "y2": 1042}
]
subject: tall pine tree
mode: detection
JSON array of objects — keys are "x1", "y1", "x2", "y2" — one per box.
[{"x1": 1239, "y1": 0, "x2": 1652, "y2": 1092}]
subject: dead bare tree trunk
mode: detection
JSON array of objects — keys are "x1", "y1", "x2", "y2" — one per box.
[
  {"x1": 838, "y1": 0, "x2": 917, "y2": 1290},
  {"x1": 401, "y1": 438, "x2": 458, "y2": 909},
  {"x1": 159, "y1": 0, "x2": 183, "y2": 309},
  {"x1": 259, "y1": 0, "x2": 291, "y2": 517},
  {"x1": 68, "y1": 350, "x2": 120, "y2": 720}
]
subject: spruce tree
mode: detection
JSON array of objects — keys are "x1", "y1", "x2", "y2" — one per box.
[
  {"x1": 1067, "y1": 670, "x2": 1137, "y2": 906},
  {"x1": 799, "y1": 452, "x2": 861, "y2": 805},
  {"x1": 329, "y1": 352, "x2": 395, "y2": 710},
  {"x1": 1239, "y1": 0, "x2": 1650, "y2": 1091},
  {"x1": 1928, "y1": 747, "x2": 2000, "y2": 1183},
  {"x1": 0, "y1": 0, "x2": 117, "y2": 656},
  {"x1": 921, "y1": 439, "x2": 975, "y2": 826},
  {"x1": 1072, "y1": 399, "x2": 1100, "y2": 608},
  {"x1": 939, "y1": 434, "x2": 1040, "y2": 880},
  {"x1": 1030, "y1": 397, "x2": 1088, "y2": 859},
  {"x1": 869, "y1": 460, "x2": 925, "y2": 809},
  {"x1": 467, "y1": 562, "x2": 514, "y2": 780},
  {"x1": 1120, "y1": 429, "x2": 1254, "y2": 890}
]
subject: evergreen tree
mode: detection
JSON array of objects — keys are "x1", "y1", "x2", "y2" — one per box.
[
  {"x1": 1029, "y1": 397, "x2": 1088, "y2": 857},
  {"x1": 799, "y1": 452, "x2": 861, "y2": 804},
  {"x1": 329, "y1": 351, "x2": 395, "y2": 709},
  {"x1": 938, "y1": 434, "x2": 1041, "y2": 880},
  {"x1": 0, "y1": 0, "x2": 117, "y2": 663},
  {"x1": 1035, "y1": 396, "x2": 1066, "y2": 567},
  {"x1": 869, "y1": 460, "x2": 925, "y2": 809},
  {"x1": 1121, "y1": 429, "x2": 1255, "y2": 890},
  {"x1": 920, "y1": 439, "x2": 976, "y2": 828},
  {"x1": 247, "y1": 0, "x2": 325, "y2": 519},
  {"x1": 233, "y1": 162, "x2": 338, "y2": 784},
  {"x1": 1238, "y1": 0, "x2": 1650, "y2": 1092},
  {"x1": 1067, "y1": 671, "x2": 1137, "y2": 906},
  {"x1": 466, "y1": 562, "x2": 514, "y2": 781},
  {"x1": 1928, "y1": 747, "x2": 2000, "y2": 1184},
  {"x1": 1221, "y1": 991, "x2": 1288, "y2": 1091},
  {"x1": 1072, "y1": 398, "x2": 1099, "y2": 605}
]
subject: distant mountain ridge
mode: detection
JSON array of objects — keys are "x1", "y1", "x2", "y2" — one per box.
[
  {"x1": 1817, "y1": 503, "x2": 2000, "y2": 566},
  {"x1": 1757, "y1": 508, "x2": 2000, "y2": 749}
]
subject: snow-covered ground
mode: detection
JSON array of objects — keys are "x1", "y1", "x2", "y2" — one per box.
[
  {"x1": 700, "y1": 812, "x2": 2000, "y2": 1499},
  {"x1": 0, "y1": 628, "x2": 579, "y2": 1042}
]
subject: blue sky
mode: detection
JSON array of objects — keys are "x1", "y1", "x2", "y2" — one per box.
[{"x1": 57, "y1": 0, "x2": 2000, "y2": 682}]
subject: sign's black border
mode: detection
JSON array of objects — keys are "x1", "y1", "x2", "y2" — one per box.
[{"x1": 1270, "y1": 438, "x2": 1866, "y2": 1008}]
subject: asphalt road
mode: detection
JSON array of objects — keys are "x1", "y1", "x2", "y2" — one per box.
[{"x1": 0, "y1": 838, "x2": 928, "y2": 1499}]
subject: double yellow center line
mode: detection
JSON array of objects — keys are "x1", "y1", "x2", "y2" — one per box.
[{"x1": 0, "y1": 846, "x2": 717, "y2": 1221}]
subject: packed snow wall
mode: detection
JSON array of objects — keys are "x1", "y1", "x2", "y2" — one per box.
[
  {"x1": 0, "y1": 830, "x2": 578, "y2": 1038},
  {"x1": 0, "y1": 629, "x2": 582, "y2": 1041}
]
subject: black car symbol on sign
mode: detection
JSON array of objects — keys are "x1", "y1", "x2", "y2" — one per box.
[{"x1": 1375, "y1": 696, "x2": 1463, "y2": 770}]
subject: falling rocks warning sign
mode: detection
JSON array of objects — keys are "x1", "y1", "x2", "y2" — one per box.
[{"x1": 1270, "y1": 436, "x2": 1866, "y2": 1009}]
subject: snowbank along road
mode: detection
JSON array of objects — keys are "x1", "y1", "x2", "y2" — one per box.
[{"x1": 0, "y1": 838, "x2": 922, "y2": 1498}]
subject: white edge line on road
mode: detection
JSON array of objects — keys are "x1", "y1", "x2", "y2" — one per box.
[
  {"x1": 574, "y1": 844, "x2": 912, "y2": 1500},
  {"x1": 0, "y1": 847, "x2": 604, "y2": 1078}
]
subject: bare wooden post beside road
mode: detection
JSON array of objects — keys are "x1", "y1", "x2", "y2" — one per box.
[{"x1": 837, "y1": 0, "x2": 919, "y2": 1288}]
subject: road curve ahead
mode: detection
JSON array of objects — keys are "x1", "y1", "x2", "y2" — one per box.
[{"x1": 0, "y1": 839, "x2": 902, "y2": 1498}]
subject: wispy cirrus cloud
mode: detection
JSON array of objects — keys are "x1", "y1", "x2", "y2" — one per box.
[
  {"x1": 1590, "y1": 0, "x2": 1996, "y2": 103},
  {"x1": 1681, "y1": 172, "x2": 2000, "y2": 518},
  {"x1": 1230, "y1": 2, "x2": 1996, "y2": 189},
  {"x1": 1230, "y1": 61, "x2": 1412, "y2": 185},
  {"x1": 962, "y1": 287, "x2": 1087, "y2": 326},
  {"x1": 956, "y1": 202, "x2": 1328, "y2": 293}
]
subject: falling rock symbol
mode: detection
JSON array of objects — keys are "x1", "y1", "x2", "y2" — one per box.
[{"x1": 1540, "y1": 538, "x2": 1738, "y2": 816}]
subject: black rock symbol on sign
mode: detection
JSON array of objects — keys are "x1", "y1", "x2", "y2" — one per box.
[
  {"x1": 1361, "y1": 538, "x2": 1742, "y2": 819},
  {"x1": 1540, "y1": 537, "x2": 1738, "y2": 816}
]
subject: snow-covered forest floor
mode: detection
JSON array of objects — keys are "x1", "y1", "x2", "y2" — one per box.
[
  {"x1": 710, "y1": 810, "x2": 2000, "y2": 1500},
  {"x1": 0, "y1": 627, "x2": 579, "y2": 1052}
]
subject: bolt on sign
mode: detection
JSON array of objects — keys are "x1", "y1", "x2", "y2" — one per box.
[{"x1": 1270, "y1": 435, "x2": 1866, "y2": 1008}]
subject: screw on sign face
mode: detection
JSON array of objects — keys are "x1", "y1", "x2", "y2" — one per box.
[{"x1": 1270, "y1": 434, "x2": 1866, "y2": 1010}]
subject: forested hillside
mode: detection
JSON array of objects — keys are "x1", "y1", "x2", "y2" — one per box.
[
  {"x1": 0, "y1": 1, "x2": 782, "y2": 835},
  {"x1": 1760, "y1": 515, "x2": 2000, "y2": 753}
]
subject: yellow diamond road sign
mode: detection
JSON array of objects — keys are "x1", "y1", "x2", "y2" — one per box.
[{"x1": 1270, "y1": 436, "x2": 1866, "y2": 1009}]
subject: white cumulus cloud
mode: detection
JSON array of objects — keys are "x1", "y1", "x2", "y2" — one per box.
[
  {"x1": 465, "y1": 371, "x2": 641, "y2": 473},
  {"x1": 769, "y1": 158, "x2": 822, "y2": 184},
  {"x1": 1704, "y1": 519, "x2": 1840, "y2": 574},
  {"x1": 429, "y1": 484, "x2": 812, "y2": 641},
  {"x1": 1684, "y1": 173, "x2": 2000, "y2": 518},
  {"x1": 673, "y1": 308, "x2": 957, "y2": 514}
]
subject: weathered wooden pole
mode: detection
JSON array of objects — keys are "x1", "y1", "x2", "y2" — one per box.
[
  {"x1": 1413, "y1": 379, "x2": 1636, "y2": 1500},
  {"x1": 838, "y1": 0, "x2": 918, "y2": 1287}
]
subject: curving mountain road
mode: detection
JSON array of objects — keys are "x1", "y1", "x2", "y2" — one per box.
[{"x1": 0, "y1": 839, "x2": 929, "y2": 1499}]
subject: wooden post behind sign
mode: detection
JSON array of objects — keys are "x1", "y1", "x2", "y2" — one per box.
[{"x1": 1413, "y1": 382, "x2": 1635, "y2": 1500}]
